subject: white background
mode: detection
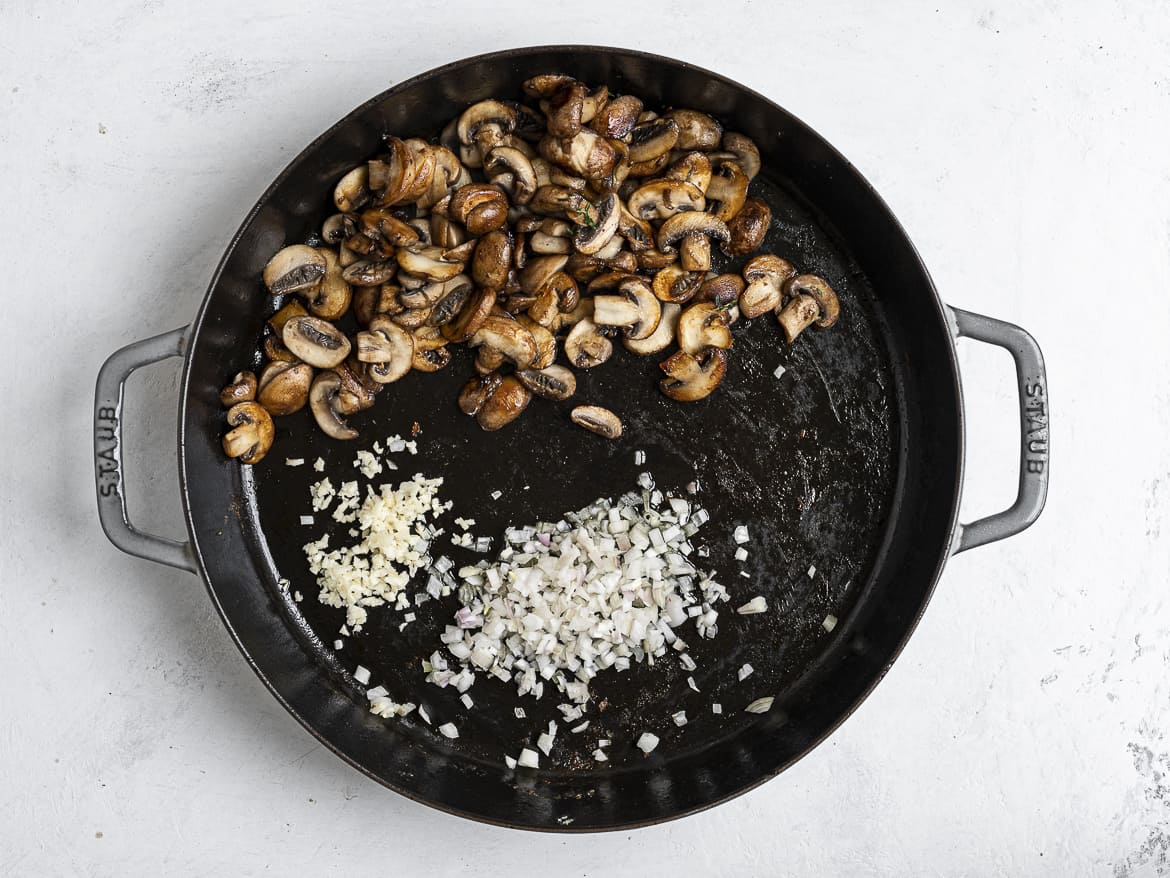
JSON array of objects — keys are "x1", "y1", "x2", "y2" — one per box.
[{"x1": 2, "y1": 1, "x2": 1167, "y2": 875}]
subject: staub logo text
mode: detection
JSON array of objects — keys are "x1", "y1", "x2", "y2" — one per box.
[{"x1": 95, "y1": 406, "x2": 119, "y2": 496}]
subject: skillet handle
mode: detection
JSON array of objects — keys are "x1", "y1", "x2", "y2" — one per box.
[
  {"x1": 949, "y1": 307, "x2": 1049, "y2": 554},
  {"x1": 94, "y1": 326, "x2": 198, "y2": 574}
]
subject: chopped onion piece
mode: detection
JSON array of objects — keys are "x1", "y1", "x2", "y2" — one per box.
[
  {"x1": 333, "y1": 639, "x2": 343, "y2": 650},
  {"x1": 745, "y1": 696, "x2": 774, "y2": 714},
  {"x1": 733, "y1": 525, "x2": 750, "y2": 544},
  {"x1": 286, "y1": 458, "x2": 305, "y2": 467},
  {"x1": 737, "y1": 596, "x2": 768, "y2": 615},
  {"x1": 636, "y1": 732, "x2": 660, "y2": 754},
  {"x1": 518, "y1": 748, "x2": 539, "y2": 768},
  {"x1": 438, "y1": 722, "x2": 459, "y2": 739},
  {"x1": 672, "y1": 711, "x2": 688, "y2": 727},
  {"x1": 514, "y1": 707, "x2": 526, "y2": 719},
  {"x1": 593, "y1": 749, "x2": 609, "y2": 762},
  {"x1": 300, "y1": 515, "x2": 314, "y2": 526},
  {"x1": 711, "y1": 703, "x2": 722, "y2": 714},
  {"x1": 418, "y1": 706, "x2": 431, "y2": 724},
  {"x1": 734, "y1": 547, "x2": 748, "y2": 562},
  {"x1": 537, "y1": 732, "x2": 555, "y2": 755},
  {"x1": 687, "y1": 676, "x2": 700, "y2": 692},
  {"x1": 634, "y1": 450, "x2": 646, "y2": 465},
  {"x1": 460, "y1": 693, "x2": 474, "y2": 709},
  {"x1": 571, "y1": 721, "x2": 590, "y2": 733},
  {"x1": 505, "y1": 755, "x2": 517, "y2": 769},
  {"x1": 353, "y1": 665, "x2": 371, "y2": 685},
  {"x1": 822, "y1": 614, "x2": 838, "y2": 632},
  {"x1": 738, "y1": 663, "x2": 754, "y2": 681},
  {"x1": 491, "y1": 490, "x2": 503, "y2": 500},
  {"x1": 807, "y1": 564, "x2": 817, "y2": 578},
  {"x1": 597, "y1": 738, "x2": 610, "y2": 747},
  {"x1": 773, "y1": 363, "x2": 787, "y2": 379}
]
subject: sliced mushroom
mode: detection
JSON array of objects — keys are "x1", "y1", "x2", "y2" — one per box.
[
  {"x1": 333, "y1": 165, "x2": 370, "y2": 212},
  {"x1": 263, "y1": 245, "x2": 326, "y2": 296},
  {"x1": 626, "y1": 179, "x2": 705, "y2": 221},
  {"x1": 637, "y1": 248, "x2": 679, "y2": 271},
  {"x1": 396, "y1": 245, "x2": 466, "y2": 282},
  {"x1": 657, "y1": 212, "x2": 730, "y2": 272},
  {"x1": 263, "y1": 334, "x2": 299, "y2": 364},
  {"x1": 351, "y1": 284, "x2": 402, "y2": 327},
  {"x1": 514, "y1": 315, "x2": 557, "y2": 369},
  {"x1": 529, "y1": 184, "x2": 595, "y2": 222},
  {"x1": 322, "y1": 212, "x2": 358, "y2": 245},
  {"x1": 428, "y1": 275, "x2": 474, "y2": 326},
  {"x1": 448, "y1": 183, "x2": 510, "y2": 235},
  {"x1": 302, "y1": 248, "x2": 351, "y2": 320},
  {"x1": 441, "y1": 238, "x2": 479, "y2": 264},
  {"x1": 677, "y1": 302, "x2": 733, "y2": 355},
  {"x1": 457, "y1": 99, "x2": 517, "y2": 156},
  {"x1": 341, "y1": 259, "x2": 397, "y2": 286},
  {"x1": 624, "y1": 302, "x2": 681, "y2": 356},
  {"x1": 617, "y1": 201, "x2": 654, "y2": 251},
  {"x1": 529, "y1": 222, "x2": 573, "y2": 254},
  {"x1": 705, "y1": 160, "x2": 749, "y2": 222},
  {"x1": 652, "y1": 264, "x2": 703, "y2": 304},
  {"x1": 740, "y1": 254, "x2": 795, "y2": 319},
  {"x1": 659, "y1": 347, "x2": 728, "y2": 402},
  {"x1": 776, "y1": 293, "x2": 820, "y2": 343},
  {"x1": 664, "y1": 151, "x2": 712, "y2": 193},
  {"x1": 627, "y1": 150, "x2": 672, "y2": 178},
  {"x1": 476, "y1": 376, "x2": 531, "y2": 431},
  {"x1": 430, "y1": 212, "x2": 466, "y2": 250},
  {"x1": 777, "y1": 274, "x2": 840, "y2": 341},
  {"x1": 399, "y1": 278, "x2": 450, "y2": 310},
  {"x1": 627, "y1": 117, "x2": 679, "y2": 163},
  {"x1": 471, "y1": 230, "x2": 514, "y2": 290},
  {"x1": 442, "y1": 287, "x2": 496, "y2": 343},
  {"x1": 563, "y1": 317, "x2": 613, "y2": 369},
  {"x1": 573, "y1": 193, "x2": 620, "y2": 255},
  {"x1": 592, "y1": 277, "x2": 661, "y2": 340},
  {"x1": 220, "y1": 371, "x2": 257, "y2": 408},
  {"x1": 309, "y1": 372, "x2": 358, "y2": 440},
  {"x1": 698, "y1": 273, "x2": 747, "y2": 309},
  {"x1": 516, "y1": 364, "x2": 577, "y2": 400},
  {"x1": 484, "y1": 146, "x2": 538, "y2": 205},
  {"x1": 724, "y1": 196, "x2": 772, "y2": 256},
  {"x1": 360, "y1": 209, "x2": 421, "y2": 248},
  {"x1": 256, "y1": 361, "x2": 313, "y2": 416},
  {"x1": 570, "y1": 405, "x2": 622, "y2": 439},
  {"x1": 543, "y1": 79, "x2": 587, "y2": 137},
  {"x1": 282, "y1": 316, "x2": 351, "y2": 369},
  {"x1": 664, "y1": 109, "x2": 721, "y2": 151},
  {"x1": 222, "y1": 402, "x2": 275, "y2": 464},
  {"x1": 538, "y1": 129, "x2": 617, "y2": 181},
  {"x1": 355, "y1": 317, "x2": 414, "y2": 384},
  {"x1": 590, "y1": 94, "x2": 643, "y2": 139},
  {"x1": 519, "y1": 254, "x2": 569, "y2": 295},
  {"x1": 390, "y1": 305, "x2": 433, "y2": 329},
  {"x1": 721, "y1": 132, "x2": 762, "y2": 180},
  {"x1": 552, "y1": 296, "x2": 593, "y2": 333},
  {"x1": 469, "y1": 314, "x2": 537, "y2": 368}
]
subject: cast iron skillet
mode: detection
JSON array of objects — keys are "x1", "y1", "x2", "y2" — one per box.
[{"x1": 94, "y1": 46, "x2": 1049, "y2": 831}]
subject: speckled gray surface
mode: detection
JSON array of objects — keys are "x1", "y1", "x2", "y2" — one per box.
[{"x1": 2, "y1": 0, "x2": 1168, "y2": 874}]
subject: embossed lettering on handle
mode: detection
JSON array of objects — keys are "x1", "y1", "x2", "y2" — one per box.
[{"x1": 94, "y1": 327, "x2": 198, "y2": 573}]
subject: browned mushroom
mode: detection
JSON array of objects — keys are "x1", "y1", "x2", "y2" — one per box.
[
  {"x1": 516, "y1": 364, "x2": 577, "y2": 400},
  {"x1": 697, "y1": 273, "x2": 746, "y2": 309},
  {"x1": 538, "y1": 128, "x2": 618, "y2": 181},
  {"x1": 222, "y1": 402, "x2": 275, "y2": 464},
  {"x1": 705, "y1": 160, "x2": 749, "y2": 222},
  {"x1": 282, "y1": 316, "x2": 351, "y2": 369},
  {"x1": 356, "y1": 316, "x2": 414, "y2": 384},
  {"x1": 309, "y1": 372, "x2": 358, "y2": 440},
  {"x1": 448, "y1": 183, "x2": 510, "y2": 235},
  {"x1": 469, "y1": 314, "x2": 538, "y2": 369},
  {"x1": 570, "y1": 405, "x2": 622, "y2": 439},
  {"x1": 442, "y1": 287, "x2": 496, "y2": 343},
  {"x1": 664, "y1": 109, "x2": 721, "y2": 151},
  {"x1": 659, "y1": 347, "x2": 728, "y2": 402},
  {"x1": 220, "y1": 371, "x2": 257, "y2": 408},
  {"x1": 720, "y1": 132, "x2": 761, "y2": 180},
  {"x1": 257, "y1": 361, "x2": 313, "y2": 416},
  {"x1": 563, "y1": 317, "x2": 613, "y2": 368},
  {"x1": 776, "y1": 274, "x2": 840, "y2": 341},
  {"x1": 591, "y1": 277, "x2": 661, "y2": 340},
  {"x1": 657, "y1": 212, "x2": 730, "y2": 272},
  {"x1": 740, "y1": 255, "x2": 796, "y2": 319},
  {"x1": 677, "y1": 302, "x2": 733, "y2": 355},
  {"x1": 651, "y1": 264, "x2": 703, "y2": 304},
  {"x1": 724, "y1": 197, "x2": 771, "y2": 256},
  {"x1": 476, "y1": 376, "x2": 531, "y2": 431},
  {"x1": 626, "y1": 179, "x2": 705, "y2": 221},
  {"x1": 472, "y1": 230, "x2": 514, "y2": 289},
  {"x1": 263, "y1": 245, "x2": 326, "y2": 296},
  {"x1": 624, "y1": 302, "x2": 681, "y2": 356}
]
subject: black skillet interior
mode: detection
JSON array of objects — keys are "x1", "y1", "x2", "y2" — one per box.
[{"x1": 180, "y1": 46, "x2": 963, "y2": 830}]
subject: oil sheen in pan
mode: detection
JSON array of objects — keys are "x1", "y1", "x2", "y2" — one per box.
[{"x1": 247, "y1": 168, "x2": 897, "y2": 770}]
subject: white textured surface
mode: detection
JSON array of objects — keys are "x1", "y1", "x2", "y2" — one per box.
[{"x1": 2, "y1": 1, "x2": 1168, "y2": 874}]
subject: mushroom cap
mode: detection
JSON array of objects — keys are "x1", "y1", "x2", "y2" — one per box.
[
  {"x1": 659, "y1": 347, "x2": 729, "y2": 402},
  {"x1": 590, "y1": 94, "x2": 643, "y2": 139},
  {"x1": 257, "y1": 361, "x2": 313, "y2": 416},
  {"x1": 223, "y1": 402, "x2": 275, "y2": 464},
  {"x1": 309, "y1": 371, "x2": 358, "y2": 440},
  {"x1": 476, "y1": 376, "x2": 531, "y2": 431},
  {"x1": 428, "y1": 276, "x2": 474, "y2": 327},
  {"x1": 471, "y1": 230, "x2": 514, "y2": 290},
  {"x1": 458, "y1": 371, "x2": 504, "y2": 415},
  {"x1": 411, "y1": 345, "x2": 452, "y2": 373},
  {"x1": 627, "y1": 118, "x2": 680, "y2": 163},
  {"x1": 664, "y1": 109, "x2": 722, "y2": 151},
  {"x1": 333, "y1": 165, "x2": 369, "y2": 213},
  {"x1": 724, "y1": 197, "x2": 772, "y2": 256},
  {"x1": 657, "y1": 212, "x2": 730, "y2": 254},
  {"x1": 341, "y1": 259, "x2": 397, "y2": 286},
  {"x1": 785, "y1": 274, "x2": 840, "y2": 328},
  {"x1": 220, "y1": 371, "x2": 258, "y2": 408},
  {"x1": 626, "y1": 180, "x2": 705, "y2": 221},
  {"x1": 303, "y1": 248, "x2": 352, "y2": 320},
  {"x1": 677, "y1": 302, "x2": 734, "y2": 355},
  {"x1": 663, "y1": 151, "x2": 713, "y2": 193},
  {"x1": 570, "y1": 405, "x2": 623, "y2": 439},
  {"x1": 282, "y1": 316, "x2": 351, "y2": 369},
  {"x1": 538, "y1": 129, "x2": 617, "y2": 181},
  {"x1": 776, "y1": 293, "x2": 821, "y2": 343},
  {"x1": 697, "y1": 273, "x2": 746, "y2": 309},
  {"x1": 263, "y1": 245, "x2": 326, "y2": 296},
  {"x1": 519, "y1": 254, "x2": 569, "y2": 295},
  {"x1": 652, "y1": 264, "x2": 703, "y2": 304},
  {"x1": 514, "y1": 315, "x2": 557, "y2": 369}
]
